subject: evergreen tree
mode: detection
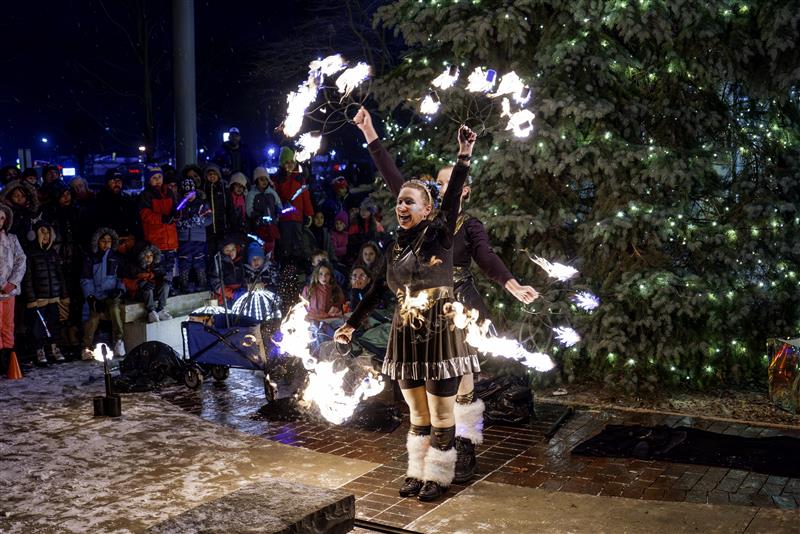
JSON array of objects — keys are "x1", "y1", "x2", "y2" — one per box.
[{"x1": 369, "y1": 0, "x2": 800, "y2": 391}]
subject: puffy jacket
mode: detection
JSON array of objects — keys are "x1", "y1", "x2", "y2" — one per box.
[
  {"x1": 176, "y1": 195, "x2": 211, "y2": 243},
  {"x1": 80, "y1": 228, "x2": 124, "y2": 299},
  {"x1": 22, "y1": 222, "x2": 66, "y2": 305},
  {"x1": 0, "y1": 179, "x2": 41, "y2": 244},
  {"x1": 122, "y1": 244, "x2": 167, "y2": 297},
  {"x1": 139, "y1": 185, "x2": 178, "y2": 251},
  {"x1": 246, "y1": 185, "x2": 280, "y2": 231},
  {"x1": 0, "y1": 204, "x2": 26, "y2": 300}
]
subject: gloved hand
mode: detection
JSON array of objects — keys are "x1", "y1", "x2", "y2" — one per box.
[
  {"x1": 86, "y1": 295, "x2": 99, "y2": 313},
  {"x1": 162, "y1": 214, "x2": 175, "y2": 224},
  {"x1": 108, "y1": 288, "x2": 125, "y2": 300}
]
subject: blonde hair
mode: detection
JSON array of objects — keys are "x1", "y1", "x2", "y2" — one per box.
[{"x1": 400, "y1": 180, "x2": 433, "y2": 207}]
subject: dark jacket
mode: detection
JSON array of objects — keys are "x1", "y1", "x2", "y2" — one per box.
[
  {"x1": 92, "y1": 187, "x2": 142, "y2": 239},
  {"x1": 201, "y1": 169, "x2": 228, "y2": 237},
  {"x1": 0, "y1": 179, "x2": 41, "y2": 245},
  {"x1": 122, "y1": 244, "x2": 167, "y2": 297},
  {"x1": 210, "y1": 254, "x2": 244, "y2": 291},
  {"x1": 80, "y1": 228, "x2": 124, "y2": 299},
  {"x1": 23, "y1": 222, "x2": 67, "y2": 305},
  {"x1": 212, "y1": 141, "x2": 256, "y2": 179},
  {"x1": 242, "y1": 261, "x2": 280, "y2": 289}
]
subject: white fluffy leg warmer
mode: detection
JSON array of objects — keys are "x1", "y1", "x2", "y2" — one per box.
[
  {"x1": 406, "y1": 433, "x2": 430, "y2": 480},
  {"x1": 422, "y1": 446, "x2": 457, "y2": 486},
  {"x1": 454, "y1": 398, "x2": 485, "y2": 445}
]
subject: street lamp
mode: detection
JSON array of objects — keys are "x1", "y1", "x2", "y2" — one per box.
[
  {"x1": 138, "y1": 145, "x2": 147, "y2": 152},
  {"x1": 41, "y1": 137, "x2": 48, "y2": 144}
]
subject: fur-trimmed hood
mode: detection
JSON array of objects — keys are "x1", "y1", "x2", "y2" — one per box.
[
  {"x1": 137, "y1": 244, "x2": 162, "y2": 269},
  {"x1": 0, "y1": 203, "x2": 13, "y2": 232},
  {"x1": 0, "y1": 179, "x2": 40, "y2": 213},
  {"x1": 31, "y1": 220, "x2": 56, "y2": 251},
  {"x1": 90, "y1": 227, "x2": 120, "y2": 253}
]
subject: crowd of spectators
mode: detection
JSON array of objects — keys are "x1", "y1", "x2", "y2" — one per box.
[{"x1": 0, "y1": 128, "x2": 392, "y2": 368}]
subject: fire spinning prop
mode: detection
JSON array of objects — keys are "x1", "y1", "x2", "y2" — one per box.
[
  {"x1": 91, "y1": 343, "x2": 122, "y2": 417},
  {"x1": 419, "y1": 64, "x2": 536, "y2": 138},
  {"x1": 275, "y1": 299, "x2": 384, "y2": 425},
  {"x1": 280, "y1": 53, "x2": 373, "y2": 162}
]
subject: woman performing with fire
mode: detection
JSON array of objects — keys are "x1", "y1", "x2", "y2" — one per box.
[
  {"x1": 334, "y1": 124, "x2": 479, "y2": 502},
  {"x1": 349, "y1": 107, "x2": 539, "y2": 485}
]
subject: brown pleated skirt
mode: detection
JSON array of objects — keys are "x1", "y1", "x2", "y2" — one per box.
[{"x1": 382, "y1": 296, "x2": 480, "y2": 381}]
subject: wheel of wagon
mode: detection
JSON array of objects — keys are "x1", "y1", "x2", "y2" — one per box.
[
  {"x1": 184, "y1": 366, "x2": 204, "y2": 389},
  {"x1": 211, "y1": 365, "x2": 230, "y2": 382}
]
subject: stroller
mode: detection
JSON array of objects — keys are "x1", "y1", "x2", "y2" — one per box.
[{"x1": 181, "y1": 312, "x2": 277, "y2": 400}]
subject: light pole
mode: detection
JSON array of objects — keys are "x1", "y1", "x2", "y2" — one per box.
[{"x1": 173, "y1": 0, "x2": 197, "y2": 169}]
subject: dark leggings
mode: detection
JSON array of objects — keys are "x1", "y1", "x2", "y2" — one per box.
[{"x1": 398, "y1": 376, "x2": 462, "y2": 397}]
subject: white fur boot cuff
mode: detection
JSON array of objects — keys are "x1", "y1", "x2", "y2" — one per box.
[{"x1": 454, "y1": 398, "x2": 485, "y2": 445}]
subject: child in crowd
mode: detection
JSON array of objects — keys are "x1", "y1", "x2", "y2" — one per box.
[
  {"x1": 309, "y1": 249, "x2": 346, "y2": 288},
  {"x1": 23, "y1": 221, "x2": 67, "y2": 364},
  {"x1": 123, "y1": 244, "x2": 171, "y2": 323},
  {"x1": 246, "y1": 167, "x2": 281, "y2": 255},
  {"x1": 139, "y1": 166, "x2": 178, "y2": 288},
  {"x1": 243, "y1": 242, "x2": 280, "y2": 290},
  {"x1": 0, "y1": 204, "x2": 26, "y2": 368},
  {"x1": 0, "y1": 179, "x2": 41, "y2": 245},
  {"x1": 211, "y1": 239, "x2": 245, "y2": 306},
  {"x1": 80, "y1": 228, "x2": 126, "y2": 359},
  {"x1": 301, "y1": 260, "x2": 345, "y2": 321},
  {"x1": 347, "y1": 197, "x2": 384, "y2": 261},
  {"x1": 309, "y1": 210, "x2": 335, "y2": 259},
  {"x1": 201, "y1": 163, "x2": 228, "y2": 260},
  {"x1": 346, "y1": 265, "x2": 372, "y2": 315},
  {"x1": 331, "y1": 210, "x2": 349, "y2": 262},
  {"x1": 176, "y1": 176, "x2": 211, "y2": 292},
  {"x1": 227, "y1": 172, "x2": 249, "y2": 239},
  {"x1": 354, "y1": 241, "x2": 382, "y2": 275}
]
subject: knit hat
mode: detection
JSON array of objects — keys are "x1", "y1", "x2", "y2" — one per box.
[
  {"x1": 279, "y1": 146, "x2": 295, "y2": 167},
  {"x1": 105, "y1": 168, "x2": 125, "y2": 182},
  {"x1": 229, "y1": 172, "x2": 247, "y2": 188},
  {"x1": 253, "y1": 166, "x2": 269, "y2": 181},
  {"x1": 145, "y1": 165, "x2": 163, "y2": 184},
  {"x1": 246, "y1": 241, "x2": 265, "y2": 262},
  {"x1": 203, "y1": 163, "x2": 222, "y2": 181},
  {"x1": 331, "y1": 175, "x2": 348, "y2": 193},
  {"x1": 334, "y1": 210, "x2": 349, "y2": 226}
]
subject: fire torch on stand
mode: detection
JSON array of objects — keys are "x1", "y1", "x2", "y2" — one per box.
[{"x1": 92, "y1": 343, "x2": 122, "y2": 417}]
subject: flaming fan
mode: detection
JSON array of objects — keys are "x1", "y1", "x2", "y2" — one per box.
[
  {"x1": 510, "y1": 250, "x2": 601, "y2": 357},
  {"x1": 417, "y1": 65, "x2": 536, "y2": 138},
  {"x1": 280, "y1": 54, "x2": 373, "y2": 163},
  {"x1": 274, "y1": 300, "x2": 384, "y2": 424}
]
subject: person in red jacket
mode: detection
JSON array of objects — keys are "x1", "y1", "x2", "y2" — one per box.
[
  {"x1": 139, "y1": 166, "x2": 178, "y2": 287},
  {"x1": 273, "y1": 147, "x2": 313, "y2": 265}
]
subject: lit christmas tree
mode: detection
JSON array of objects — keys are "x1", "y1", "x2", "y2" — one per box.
[{"x1": 368, "y1": 0, "x2": 800, "y2": 391}]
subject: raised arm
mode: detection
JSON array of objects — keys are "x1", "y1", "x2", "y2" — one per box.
[
  {"x1": 353, "y1": 107, "x2": 404, "y2": 196},
  {"x1": 440, "y1": 125, "x2": 477, "y2": 237}
]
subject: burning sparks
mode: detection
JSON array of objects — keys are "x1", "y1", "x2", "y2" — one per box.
[
  {"x1": 466, "y1": 67, "x2": 497, "y2": 93},
  {"x1": 530, "y1": 255, "x2": 579, "y2": 282},
  {"x1": 335, "y1": 62, "x2": 371, "y2": 98},
  {"x1": 284, "y1": 81, "x2": 319, "y2": 138},
  {"x1": 295, "y1": 132, "x2": 322, "y2": 162},
  {"x1": 571, "y1": 291, "x2": 600, "y2": 311},
  {"x1": 432, "y1": 65, "x2": 460, "y2": 90},
  {"x1": 552, "y1": 326, "x2": 581, "y2": 347},
  {"x1": 276, "y1": 300, "x2": 384, "y2": 424},
  {"x1": 489, "y1": 71, "x2": 530, "y2": 104}
]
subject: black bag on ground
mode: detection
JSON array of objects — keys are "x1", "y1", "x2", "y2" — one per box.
[
  {"x1": 113, "y1": 341, "x2": 183, "y2": 392},
  {"x1": 475, "y1": 375, "x2": 533, "y2": 425}
]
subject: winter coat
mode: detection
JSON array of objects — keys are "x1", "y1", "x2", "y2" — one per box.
[
  {"x1": 210, "y1": 254, "x2": 244, "y2": 292},
  {"x1": 139, "y1": 185, "x2": 178, "y2": 251},
  {"x1": 43, "y1": 202, "x2": 83, "y2": 276},
  {"x1": 122, "y1": 244, "x2": 167, "y2": 297},
  {"x1": 273, "y1": 167, "x2": 313, "y2": 223},
  {"x1": 301, "y1": 283, "x2": 345, "y2": 321},
  {"x1": 92, "y1": 187, "x2": 142, "y2": 239},
  {"x1": 176, "y1": 194, "x2": 211, "y2": 243},
  {"x1": 246, "y1": 185, "x2": 280, "y2": 229},
  {"x1": 212, "y1": 141, "x2": 256, "y2": 179},
  {"x1": 22, "y1": 223, "x2": 67, "y2": 306},
  {"x1": 0, "y1": 204, "x2": 26, "y2": 300},
  {"x1": 242, "y1": 261, "x2": 280, "y2": 289},
  {"x1": 331, "y1": 229, "x2": 348, "y2": 261},
  {"x1": 0, "y1": 179, "x2": 42, "y2": 244},
  {"x1": 80, "y1": 228, "x2": 124, "y2": 300},
  {"x1": 201, "y1": 171, "x2": 228, "y2": 236},
  {"x1": 226, "y1": 191, "x2": 248, "y2": 235}
]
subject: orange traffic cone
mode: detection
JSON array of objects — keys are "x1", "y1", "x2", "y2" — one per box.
[{"x1": 6, "y1": 350, "x2": 23, "y2": 379}]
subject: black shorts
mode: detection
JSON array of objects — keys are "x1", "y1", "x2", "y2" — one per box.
[{"x1": 398, "y1": 376, "x2": 461, "y2": 397}]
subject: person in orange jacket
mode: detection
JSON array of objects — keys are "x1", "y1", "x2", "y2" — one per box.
[{"x1": 139, "y1": 166, "x2": 178, "y2": 288}]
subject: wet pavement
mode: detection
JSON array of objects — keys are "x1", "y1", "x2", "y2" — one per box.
[{"x1": 156, "y1": 368, "x2": 800, "y2": 529}]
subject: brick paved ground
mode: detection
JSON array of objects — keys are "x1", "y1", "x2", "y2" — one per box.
[{"x1": 158, "y1": 369, "x2": 800, "y2": 529}]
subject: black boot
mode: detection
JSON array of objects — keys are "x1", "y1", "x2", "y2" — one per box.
[
  {"x1": 453, "y1": 436, "x2": 476, "y2": 484},
  {"x1": 418, "y1": 426, "x2": 456, "y2": 502},
  {"x1": 399, "y1": 477, "x2": 424, "y2": 497},
  {"x1": 401, "y1": 427, "x2": 430, "y2": 498},
  {"x1": 418, "y1": 480, "x2": 448, "y2": 502}
]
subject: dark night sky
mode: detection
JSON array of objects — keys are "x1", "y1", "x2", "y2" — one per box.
[{"x1": 0, "y1": 0, "x2": 326, "y2": 167}]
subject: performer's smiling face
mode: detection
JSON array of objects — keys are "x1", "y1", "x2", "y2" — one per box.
[{"x1": 396, "y1": 187, "x2": 432, "y2": 229}]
